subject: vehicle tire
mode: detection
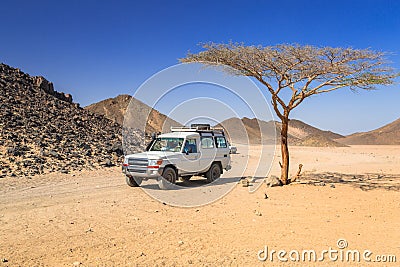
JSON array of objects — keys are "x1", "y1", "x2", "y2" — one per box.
[
  {"x1": 158, "y1": 167, "x2": 177, "y2": 189},
  {"x1": 126, "y1": 176, "x2": 142, "y2": 187},
  {"x1": 206, "y1": 163, "x2": 221, "y2": 183},
  {"x1": 181, "y1": 175, "x2": 192, "y2": 181}
]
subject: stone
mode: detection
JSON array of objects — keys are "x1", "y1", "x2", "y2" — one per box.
[
  {"x1": 7, "y1": 146, "x2": 22, "y2": 156},
  {"x1": 104, "y1": 159, "x2": 113, "y2": 167},
  {"x1": 254, "y1": 210, "x2": 262, "y2": 216},
  {"x1": 265, "y1": 176, "x2": 282, "y2": 187}
]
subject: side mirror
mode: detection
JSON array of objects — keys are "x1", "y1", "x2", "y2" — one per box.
[{"x1": 184, "y1": 148, "x2": 189, "y2": 155}]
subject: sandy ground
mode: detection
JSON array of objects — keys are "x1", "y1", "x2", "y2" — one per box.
[{"x1": 1, "y1": 145, "x2": 400, "y2": 266}]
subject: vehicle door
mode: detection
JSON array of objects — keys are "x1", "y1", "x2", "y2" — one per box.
[
  {"x1": 199, "y1": 134, "x2": 217, "y2": 172},
  {"x1": 214, "y1": 135, "x2": 230, "y2": 168},
  {"x1": 179, "y1": 138, "x2": 201, "y2": 173}
]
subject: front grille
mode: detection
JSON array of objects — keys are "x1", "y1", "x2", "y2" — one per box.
[
  {"x1": 127, "y1": 158, "x2": 148, "y2": 173},
  {"x1": 128, "y1": 158, "x2": 148, "y2": 166}
]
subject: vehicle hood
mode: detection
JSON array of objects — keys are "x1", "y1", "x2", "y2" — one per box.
[{"x1": 125, "y1": 151, "x2": 181, "y2": 160}]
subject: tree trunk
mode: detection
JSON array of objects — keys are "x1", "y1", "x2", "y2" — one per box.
[{"x1": 280, "y1": 118, "x2": 290, "y2": 185}]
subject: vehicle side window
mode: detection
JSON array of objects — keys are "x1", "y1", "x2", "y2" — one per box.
[
  {"x1": 201, "y1": 137, "x2": 214, "y2": 149},
  {"x1": 184, "y1": 139, "x2": 197, "y2": 153},
  {"x1": 215, "y1": 136, "x2": 227, "y2": 148}
]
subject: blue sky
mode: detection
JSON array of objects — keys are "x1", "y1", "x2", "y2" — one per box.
[{"x1": 1, "y1": 0, "x2": 399, "y2": 134}]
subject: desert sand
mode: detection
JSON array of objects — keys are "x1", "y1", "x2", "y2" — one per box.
[{"x1": 1, "y1": 145, "x2": 399, "y2": 266}]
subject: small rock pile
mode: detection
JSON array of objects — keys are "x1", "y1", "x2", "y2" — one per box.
[{"x1": 0, "y1": 63, "x2": 144, "y2": 178}]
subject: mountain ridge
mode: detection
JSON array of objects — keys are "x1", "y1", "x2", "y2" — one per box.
[
  {"x1": 217, "y1": 117, "x2": 347, "y2": 147},
  {"x1": 336, "y1": 118, "x2": 400, "y2": 145}
]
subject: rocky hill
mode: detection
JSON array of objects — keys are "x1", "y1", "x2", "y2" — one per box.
[
  {"x1": 85, "y1": 94, "x2": 182, "y2": 134},
  {"x1": 85, "y1": 94, "x2": 131, "y2": 125},
  {"x1": 337, "y1": 118, "x2": 400, "y2": 145},
  {"x1": 0, "y1": 63, "x2": 143, "y2": 178},
  {"x1": 218, "y1": 117, "x2": 345, "y2": 147}
]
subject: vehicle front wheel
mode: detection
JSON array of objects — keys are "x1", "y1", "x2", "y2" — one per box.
[
  {"x1": 126, "y1": 176, "x2": 142, "y2": 187},
  {"x1": 206, "y1": 163, "x2": 221, "y2": 183},
  {"x1": 158, "y1": 167, "x2": 177, "y2": 189}
]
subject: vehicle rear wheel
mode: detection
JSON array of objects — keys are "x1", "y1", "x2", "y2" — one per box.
[
  {"x1": 158, "y1": 167, "x2": 177, "y2": 189},
  {"x1": 126, "y1": 176, "x2": 142, "y2": 187},
  {"x1": 181, "y1": 175, "x2": 192, "y2": 181},
  {"x1": 206, "y1": 163, "x2": 221, "y2": 183}
]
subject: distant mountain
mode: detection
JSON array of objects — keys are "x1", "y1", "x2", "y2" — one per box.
[
  {"x1": 85, "y1": 94, "x2": 131, "y2": 125},
  {"x1": 85, "y1": 95, "x2": 182, "y2": 134},
  {"x1": 338, "y1": 118, "x2": 400, "y2": 145},
  {"x1": 218, "y1": 117, "x2": 346, "y2": 147},
  {"x1": 296, "y1": 134, "x2": 347, "y2": 147},
  {"x1": 281, "y1": 119, "x2": 344, "y2": 140},
  {"x1": 217, "y1": 117, "x2": 280, "y2": 145}
]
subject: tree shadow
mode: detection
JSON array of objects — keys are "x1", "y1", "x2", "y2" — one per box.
[{"x1": 297, "y1": 172, "x2": 400, "y2": 191}]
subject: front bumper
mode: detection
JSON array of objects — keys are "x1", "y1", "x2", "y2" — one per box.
[{"x1": 122, "y1": 165, "x2": 163, "y2": 178}]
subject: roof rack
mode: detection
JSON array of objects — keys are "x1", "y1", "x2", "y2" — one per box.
[
  {"x1": 170, "y1": 125, "x2": 225, "y2": 136},
  {"x1": 190, "y1": 124, "x2": 211, "y2": 130}
]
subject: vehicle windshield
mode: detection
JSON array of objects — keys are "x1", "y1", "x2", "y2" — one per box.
[{"x1": 149, "y1": 137, "x2": 184, "y2": 152}]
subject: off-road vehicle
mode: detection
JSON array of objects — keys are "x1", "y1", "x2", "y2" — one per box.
[{"x1": 122, "y1": 124, "x2": 231, "y2": 189}]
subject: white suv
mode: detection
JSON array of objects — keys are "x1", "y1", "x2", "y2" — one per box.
[{"x1": 122, "y1": 125, "x2": 231, "y2": 189}]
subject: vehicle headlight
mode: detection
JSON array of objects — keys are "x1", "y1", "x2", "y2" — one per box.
[{"x1": 148, "y1": 159, "x2": 163, "y2": 168}]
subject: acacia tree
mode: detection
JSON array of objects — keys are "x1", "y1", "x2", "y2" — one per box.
[{"x1": 180, "y1": 43, "x2": 397, "y2": 185}]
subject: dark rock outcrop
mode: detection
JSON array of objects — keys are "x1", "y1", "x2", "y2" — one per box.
[
  {"x1": 0, "y1": 63, "x2": 144, "y2": 178},
  {"x1": 33, "y1": 76, "x2": 73, "y2": 103}
]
